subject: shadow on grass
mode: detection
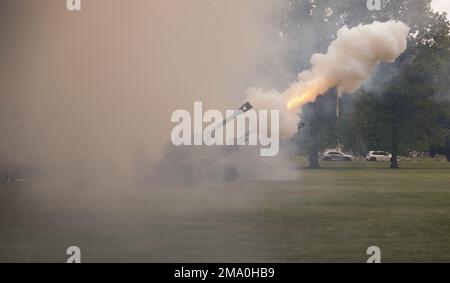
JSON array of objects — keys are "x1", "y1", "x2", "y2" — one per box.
[{"x1": 296, "y1": 162, "x2": 450, "y2": 171}]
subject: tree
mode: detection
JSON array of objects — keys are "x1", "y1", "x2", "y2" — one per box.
[
  {"x1": 420, "y1": 12, "x2": 450, "y2": 161},
  {"x1": 294, "y1": 90, "x2": 341, "y2": 168},
  {"x1": 346, "y1": 58, "x2": 447, "y2": 168},
  {"x1": 430, "y1": 104, "x2": 450, "y2": 161},
  {"x1": 280, "y1": 0, "x2": 450, "y2": 168},
  {"x1": 346, "y1": 3, "x2": 450, "y2": 168},
  {"x1": 281, "y1": 1, "x2": 369, "y2": 168}
]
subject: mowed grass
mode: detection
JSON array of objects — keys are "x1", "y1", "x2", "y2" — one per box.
[
  {"x1": 0, "y1": 159, "x2": 449, "y2": 262},
  {"x1": 250, "y1": 159, "x2": 450, "y2": 262}
]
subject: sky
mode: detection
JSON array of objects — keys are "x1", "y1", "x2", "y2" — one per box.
[
  {"x1": 0, "y1": 0, "x2": 282, "y2": 178},
  {"x1": 432, "y1": 0, "x2": 450, "y2": 19}
]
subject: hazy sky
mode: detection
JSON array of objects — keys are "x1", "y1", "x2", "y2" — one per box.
[
  {"x1": 432, "y1": 0, "x2": 450, "y2": 18},
  {"x1": 0, "y1": 0, "x2": 283, "y2": 178},
  {"x1": 0, "y1": 0, "x2": 448, "y2": 179}
]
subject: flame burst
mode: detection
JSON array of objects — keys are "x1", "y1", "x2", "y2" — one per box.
[
  {"x1": 247, "y1": 21, "x2": 410, "y2": 139},
  {"x1": 286, "y1": 81, "x2": 328, "y2": 111},
  {"x1": 287, "y1": 88, "x2": 317, "y2": 110}
]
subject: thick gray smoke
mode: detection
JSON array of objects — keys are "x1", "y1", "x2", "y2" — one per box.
[
  {"x1": 0, "y1": 0, "x2": 285, "y2": 182},
  {"x1": 247, "y1": 21, "x2": 410, "y2": 139}
]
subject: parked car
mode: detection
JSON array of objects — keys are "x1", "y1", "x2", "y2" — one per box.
[
  {"x1": 366, "y1": 151, "x2": 392, "y2": 162},
  {"x1": 322, "y1": 150, "x2": 355, "y2": 162}
]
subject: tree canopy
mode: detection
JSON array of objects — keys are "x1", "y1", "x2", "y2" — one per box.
[{"x1": 281, "y1": 0, "x2": 450, "y2": 168}]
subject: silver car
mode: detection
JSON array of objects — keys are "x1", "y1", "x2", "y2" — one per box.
[
  {"x1": 322, "y1": 150, "x2": 355, "y2": 162},
  {"x1": 366, "y1": 151, "x2": 392, "y2": 162}
]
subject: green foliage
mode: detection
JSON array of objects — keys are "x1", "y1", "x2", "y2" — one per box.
[
  {"x1": 282, "y1": 0, "x2": 450, "y2": 167},
  {"x1": 294, "y1": 90, "x2": 341, "y2": 156},
  {"x1": 345, "y1": 4, "x2": 450, "y2": 164},
  {"x1": 345, "y1": 69, "x2": 446, "y2": 155},
  {"x1": 430, "y1": 103, "x2": 450, "y2": 160}
]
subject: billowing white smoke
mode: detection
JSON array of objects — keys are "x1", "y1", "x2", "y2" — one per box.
[{"x1": 247, "y1": 20, "x2": 410, "y2": 139}]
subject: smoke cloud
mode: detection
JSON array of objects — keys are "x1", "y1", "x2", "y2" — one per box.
[
  {"x1": 247, "y1": 20, "x2": 410, "y2": 139},
  {"x1": 0, "y1": 0, "x2": 284, "y2": 181}
]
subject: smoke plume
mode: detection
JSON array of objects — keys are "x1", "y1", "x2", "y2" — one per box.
[
  {"x1": 247, "y1": 20, "x2": 410, "y2": 139},
  {"x1": 0, "y1": 0, "x2": 284, "y2": 181}
]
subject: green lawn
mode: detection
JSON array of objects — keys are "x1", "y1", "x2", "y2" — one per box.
[
  {"x1": 249, "y1": 159, "x2": 450, "y2": 262},
  {"x1": 1, "y1": 159, "x2": 450, "y2": 262}
]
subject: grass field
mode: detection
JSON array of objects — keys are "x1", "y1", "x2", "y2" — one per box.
[
  {"x1": 1, "y1": 159, "x2": 450, "y2": 262},
  {"x1": 253, "y1": 158, "x2": 450, "y2": 262}
]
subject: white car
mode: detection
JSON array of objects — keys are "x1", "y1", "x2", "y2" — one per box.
[
  {"x1": 366, "y1": 151, "x2": 392, "y2": 162},
  {"x1": 322, "y1": 150, "x2": 355, "y2": 162}
]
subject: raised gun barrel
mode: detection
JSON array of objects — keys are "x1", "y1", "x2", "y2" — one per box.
[{"x1": 211, "y1": 102, "x2": 254, "y2": 137}]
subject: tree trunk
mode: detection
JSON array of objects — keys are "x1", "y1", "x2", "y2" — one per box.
[
  {"x1": 308, "y1": 148, "x2": 320, "y2": 169},
  {"x1": 390, "y1": 123, "x2": 399, "y2": 169},
  {"x1": 446, "y1": 153, "x2": 450, "y2": 162}
]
